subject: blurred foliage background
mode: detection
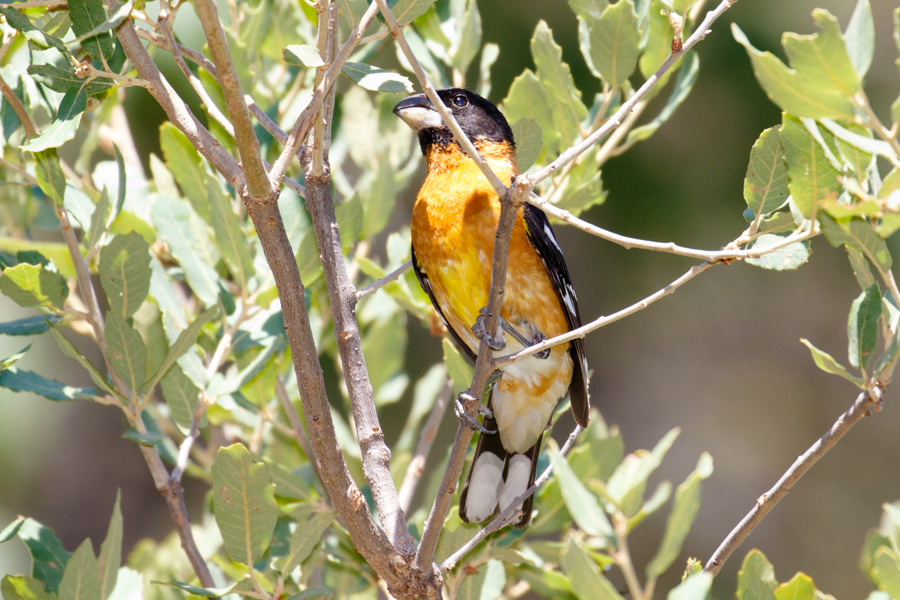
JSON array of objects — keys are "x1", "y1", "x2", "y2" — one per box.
[{"x1": 1, "y1": 0, "x2": 899, "y2": 597}]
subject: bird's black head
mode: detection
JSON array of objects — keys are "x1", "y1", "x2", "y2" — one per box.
[{"x1": 393, "y1": 88, "x2": 514, "y2": 154}]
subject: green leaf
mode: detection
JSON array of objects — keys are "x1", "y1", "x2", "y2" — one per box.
[
  {"x1": 143, "y1": 306, "x2": 216, "y2": 396},
  {"x1": 212, "y1": 444, "x2": 278, "y2": 564},
  {"x1": 732, "y1": 24, "x2": 855, "y2": 120},
  {"x1": 0, "y1": 516, "x2": 25, "y2": 543},
  {"x1": 847, "y1": 245, "x2": 877, "y2": 291},
  {"x1": 209, "y1": 187, "x2": 253, "y2": 286},
  {"x1": 336, "y1": 193, "x2": 364, "y2": 249},
  {"x1": 106, "y1": 312, "x2": 147, "y2": 395},
  {"x1": 0, "y1": 263, "x2": 68, "y2": 310},
  {"x1": 98, "y1": 491, "x2": 122, "y2": 600},
  {"x1": 531, "y1": 21, "x2": 587, "y2": 147},
  {"x1": 342, "y1": 63, "x2": 413, "y2": 93},
  {"x1": 607, "y1": 428, "x2": 679, "y2": 516},
  {"x1": 783, "y1": 10, "x2": 859, "y2": 94},
  {"x1": 0, "y1": 6, "x2": 68, "y2": 53},
  {"x1": 383, "y1": 0, "x2": 437, "y2": 25},
  {"x1": 283, "y1": 44, "x2": 325, "y2": 67},
  {"x1": 668, "y1": 573, "x2": 713, "y2": 600},
  {"x1": 570, "y1": 0, "x2": 608, "y2": 20},
  {"x1": 149, "y1": 194, "x2": 223, "y2": 307},
  {"x1": 451, "y1": 0, "x2": 482, "y2": 74},
  {"x1": 151, "y1": 581, "x2": 238, "y2": 598},
  {"x1": 17, "y1": 519, "x2": 70, "y2": 594},
  {"x1": 819, "y1": 213, "x2": 891, "y2": 274},
  {"x1": 0, "y1": 367, "x2": 98, "y2": 401},
  {"x1": 646, "y1": 453, "x2": 713, "y2": 577},
  {"x1": 99, "y1": 232, "x2": 151, "y2": 320},
  {"x1": 552, "y1": 445, "x2": 613, "y2": 542},
  {"x1": 744, "y1": 127, "x2": 789, "y2": 216},
  {"x1": 560, "y1": 534, "x2": 625, "y2": 600},
  {"x1": 22, "y1": 89, "x2": 88, "y2": 152},
  {"x1": 121, "y1": 429, "x2": 162, "y2": 446},
  {"x1": 503, "y1": 67, "x2": 561, "y2": 152},
  {"x1": 68, "y1": 0, "x2": 115, "y2": 63},
  {"x1": 583, "y1": 0, "x2": 640, "y2": 86},
  {"x1": 107, "y1": 567, "x2": 141, "y2": 600},
  {"x1": 58, "y1": 539, "x2": 99, "y2": 600},
  {"x1": 160, "y1": 364, "x2": 200, "y2": 429},
  {"x1": 70, "y1": 0, "x2": 134, "y2": 44},
  {"x1": 1, "y1": 344, "x2": 31, "y2": 371},
  {"x1": 510, "y1": 118, "x2": 542, "y2": 172},
  {"x1": 845, "y1": 0, "x2": 875, "y2": 80},
  {"x1": 774, "y1": 573, "x2": 815, "y2": 600},
  {"x1": 442, "y1": 338, "x2": 473, "y2": 392},
  {"x1": 48, "y1": 327, "x2": 121, "y2": 400},
  {"x1": 819, "y1": 118, "x2": 894, "y2": 162},
  {"x1": 800, "y1": 338, "x2": 865, "y2": 387},
  {"x1": 745, "y1": 234, "x2": 810, "y2": 271},
  {"x1": 285, "y1": 590, "x2": 335, "y2": 600},
  {"x1": 737, "y1": 550, "x2": 777, "y2": 600},
  {"x1": 33, "y1": 150, "x2": 67, "y2": 207},
  {"x1": 158, "y1": 124, "x2": 211, "y2": 222},
  {"x1": 872, "y1": 547, "x2": 900, "y2": 599},
  {"x1": 85, "y1": 190, "x2": 111, "y2": 250},
  {"x1": 1, "y1": 575, "x2": 57, "y2": 600},
  {"x1": 27, "y1": 65, "x2": 114, "y2": 96},
  {"x1": 639, "y1": 1, "x2": 678, "y2": 91},
  {"x1": 277, "y1": 510, "x2": 335, "y2": 574},
  {"x1": 780, "y1": 114, "x2": 842, "y2": 218},
  {"x1": 848, "y1": 284, "x2": 881, "y2": 370}
]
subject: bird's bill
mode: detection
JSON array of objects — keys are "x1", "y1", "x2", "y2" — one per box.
[{"x1": 393, "y1": 94, "x2": 443, "y2": 131}]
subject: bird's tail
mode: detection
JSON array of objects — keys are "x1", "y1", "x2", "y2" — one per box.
[{"x1": 459, "y1": 406, "x2": 542, "y2": 529}]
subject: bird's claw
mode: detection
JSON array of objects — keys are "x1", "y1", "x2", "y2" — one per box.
[
  {"x1": 473, "y1": 308, "x2": 506, "y2": 351},
  {"x1": 530, "y1": 330, "x2": 550, "y2": 359},
  {"x1": 455, "y1": 393, "x2": 496, "y2": 434}
]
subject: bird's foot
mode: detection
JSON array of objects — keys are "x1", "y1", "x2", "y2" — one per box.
[
  {"x1": 473, "y1": 308, "x2": 506, "y2": 351},
  {"x1": 455, "y1": 392, "x2": 496, "y2": 434}
]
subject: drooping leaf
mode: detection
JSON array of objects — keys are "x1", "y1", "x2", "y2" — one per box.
[
  {"x1": 211, "y1": 444, "x2": 278, "y2": 564},
  {"x1": 668, "y1": 573, "x2": 713, "y2": 600},
  {"x1": 0, "y1": 314, "x2": 62, "y2": 335},
  {"x1": 70, "y1": 0, "x2": 134, "y2": 45},
  {"x1": 158, "y1": 124, "x2": 211, "y2": 222},
  {"x1": 27, "y1": 64, "x2": 114, "y2": 96},
  {"x1": 744, "y1": 127, "x2": 789, "y2": 216},
  {"x1": 382, "y1": 0, "x2": 437, "y2": 25},
  {"x1": 626, "y1": 52, "x2": 699, "y2": 146},
  {"x1": 819, "y1": 213, "x2": 891, "y2": 274},
  {"x1": 22, "y1": 89, "x2": 88, "y2": 152},
  {"x1": 143, "y1": 305, "x2": 216, "y2": 396},
  {"x1": 121, "y1": 429, "x2": 162, "y2": 446},
  {"x1": 0, "y1": 6, "x2": 68, "y2": 53},
  {"x1": 503, "y1": 70, "x2": 558, "y2": 152},
  {"x1": 531, "y1": 21, "x2": 587, "y2": 147},
  {"x1": 208, "y1": 186, "x2": 253, "y2": 286},
  {"x1": 342, "y1": 63, "x2": 413, "y2": 93},
  {"x1": 451, "y1": 0, "x2": 482, "y2": 74},
  {"x1": 33, "y1": 150, "x2": 67, "y2": 207},
  {"x1": 0, "y1": 367, "x2": 98, "y2": 401},
  {"x1": 848, "y1": 284, "x2": 881, "y2": 370},
  {"x1": 150, "y1": 581, "x2": 238, "y2": 598},
  {"x1": 160, "y1": 364, "x2": 201, "y2": 429},
  {"x1": 105, "y1": 312, "x2": 147, "y2": 396},
  {"x1": 99, "y1": 232, "x2": 152, "y2": 320},
  {"x1": 800, "y1": 338, "x2": 865, "y2": 387},
  {"x1": 48, "y1": 327, "x2": 121, "y2": 400}
]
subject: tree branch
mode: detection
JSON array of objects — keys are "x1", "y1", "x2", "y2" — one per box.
[
  {"x1": 440, "y1": 425, "x2": 585, "y2": 572},
  {"x1": 356, "y1": 260, "x2": 412, "y2": 301},
  {"x1": 704, "y1": 385, "x2": 882, "y2": 575},
  {"x1": 193, "y1": 0, "x2": 271, "y2": 200}
]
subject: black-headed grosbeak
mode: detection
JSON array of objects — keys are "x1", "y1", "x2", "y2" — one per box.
[{"x1": 393, "y1": 89, "x2": 590, "y2": 528}]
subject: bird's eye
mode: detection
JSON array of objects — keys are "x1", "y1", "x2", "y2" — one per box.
[{"x1": 453, "y1": 95, "x2": 468, "y2": 108}]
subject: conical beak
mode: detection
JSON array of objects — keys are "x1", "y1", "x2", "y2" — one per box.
[{"x1": 393, "y1": 94, "x2": 443, "y2": 131}]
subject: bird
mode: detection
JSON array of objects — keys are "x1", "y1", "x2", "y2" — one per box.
[{"x1": 393, "y1": 88, "x2": 589, "y2": 528}]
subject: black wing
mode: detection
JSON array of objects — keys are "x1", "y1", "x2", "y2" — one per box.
[
  {"x1": 521, "y1": 203, "x2": 590, "y2": 427},
  {"x1": 411, "y1": 245, "x2": 477, "y2": 364}
]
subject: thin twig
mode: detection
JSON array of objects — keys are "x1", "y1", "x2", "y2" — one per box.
[
  {"x1": 528, "y1": 0, "x2": 739, "y2": 187},
  {"x1": 267, "y1": 0, "x2": 381, "y2": 188},
  {"x1": 398, "y1": 376, "x2": 453, "y2": 514},
  {"x1": 703, "y1": 386, "x2": 882, "y2": 575},
  {"x1": 193, "y1": 0, "x2": 271, "y2": 200},
  {"x1": 440, "y1": 425, "x2": 585, "y2": 572},
  {"x1": 169, "y1": 399, "x2": 208, "y2": 484},
  {"x1": 356, "y1": 260, "x2": 412, "y2": 301},
  {"x1": 0, "y1": 72, "x2": 37, "y2": 138}
]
